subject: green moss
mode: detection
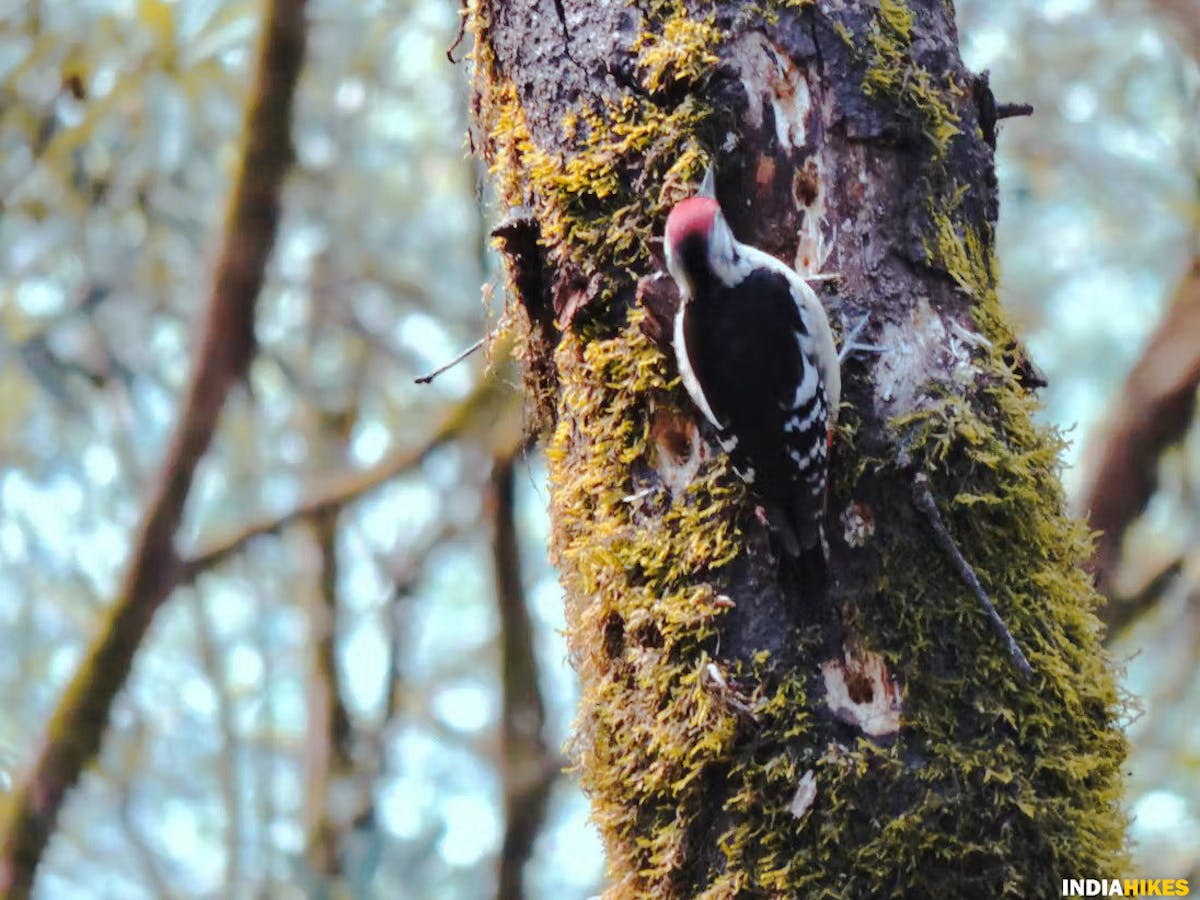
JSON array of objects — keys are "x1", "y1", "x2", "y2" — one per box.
[
  {"x1": 865, "y1": 385, "x2": 1130, "y2": 893},
  {"x1": 921, "y1": 191, "x2": 996, "y2": 302},
  {"x1": 858, "y1": 0, "x2": 962, "y2": 157},
  {"x1": 860, "y1": 124, "x2": 1130, "y2": 894},
  {"x1": 547, "y1": 310, "x2": 742, "y2": 602},
  {"x1": 475, "y1": 0, "x2": 720, "y2": 294},
  {"x1": 548, "y1": 311, "x2": 755, "y2": 893}
]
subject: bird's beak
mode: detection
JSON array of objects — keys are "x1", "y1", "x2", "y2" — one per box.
[{"x1": 698, "y1": 160, "x2": 717, "y2": 199}]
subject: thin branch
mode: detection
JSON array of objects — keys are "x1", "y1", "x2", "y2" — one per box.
[
  {"x1": 911, "y1": 473, "x2": 1034, "y2": 680},
  {"x1": 254, "y1": 593, "x2": 281, "y2": 898},
  {"x1": 0, "y1": 3, "x2": 309, "y2": 894},
  {"x1": 190, "y1": 592, "x2": 244, "y2": 893},
  {"x1": 302, "y1": 409, "x2": 358, "y2": 881},
  {"x1": 446, "y1": 0, "x2": 470, "y2": 63},
  {"x1": 491, "y1": 456, "x2": 558, "y2": 900},
  {"x1": 177, "y1": 364, "x2": 519, "y2": 585},
  {"x1": 117, "y1": 721, "x2": 180, "y2": 900},
  {"x1": 119, "y1": 798, "x2": 179, "y2": 900},
  {"x1": 354, "y1": 517, "x2": 460, "y2": 727},
  {"x1": 994, "y1": 102, "x2": 1034, "y2": 120},
  {"x1": 414, "y1": 337, "x2": 486, "y2": 384}
]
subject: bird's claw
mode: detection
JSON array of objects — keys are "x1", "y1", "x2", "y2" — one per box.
[{"x1": 839, "y1": 313, "x2": 886, "y2": 363}]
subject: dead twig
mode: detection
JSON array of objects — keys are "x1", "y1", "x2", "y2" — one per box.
[
  {"x1": 994, "y1": 102, "x2": 1034, "y2": 119},
  {"x1": 414, "y1": 337, "x2": 486, "y2": 384},
  {"x1": 446, "y1": 0, "x2": 470, "y2": 63},
  {"x1": 911, "y1": 473, "x2": 1034, "y2": 680}
]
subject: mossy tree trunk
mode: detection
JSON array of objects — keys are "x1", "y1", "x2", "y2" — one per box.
[{"x1": 470, "y1": 0, "x2": 1128, "y2": 896}]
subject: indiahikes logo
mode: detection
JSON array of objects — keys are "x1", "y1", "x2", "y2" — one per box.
[{"x1": 1062, "y1": 880, "x2": 1190, "y2": 896}]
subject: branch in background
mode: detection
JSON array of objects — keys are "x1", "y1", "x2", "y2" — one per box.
[
  {"x1": 1146, "y1": 0, "x2": 1200, "y2": 60},
  {"x1": 302, "y1": 408, "x2": 359, "y2": 881},
  {"x1": 303, "y1": 513, "x2": 466, "y2": 885},
  {"x1": 117, "y1": 719, "x2": 179, "y2": 900},
  {"x1": 254, "y1": 591, "x2": 282, "y2": 896},
  {"x1": 302, "y1": 499, "x2": 358, "y2": 879},
  {"x1": 1080, "y1": 259, "x2": 1200, "y2": 632},
  {"x1": 177, "y1": 361, "x2": 521, "y2": 585},
  {"x1": 118, "y1": 797, "x2": 178, "y2": 900},
  {"x1": 190, "y1": 593, "x2": 245, "y2": 892},
  {"x1": 358, "y1": 518, "x2": 461, "y2": 728},
  {"x1": 490, "y1": 456, "x2": 558, "y2": 900},
  {"x1": 0, "y1": 3, "x2": 309, "y2": 894}
]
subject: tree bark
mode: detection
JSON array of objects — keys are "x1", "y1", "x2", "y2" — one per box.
[{"x1": 470, "y1": 0, "x2": 1128, "y2": 896}]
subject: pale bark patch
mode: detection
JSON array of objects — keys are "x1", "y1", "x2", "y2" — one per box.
[{"x1": 821, "y1": 648, "x2": 902, "y2": 738}]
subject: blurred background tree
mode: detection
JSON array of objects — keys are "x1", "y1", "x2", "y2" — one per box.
[{"x1": 0, "y1": 0, "x2": 1195, "y2": 896}]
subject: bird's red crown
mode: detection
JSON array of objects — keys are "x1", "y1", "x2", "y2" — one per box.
[{"x1": 664, "y1": 196, "x2": 719, "y2": 250}]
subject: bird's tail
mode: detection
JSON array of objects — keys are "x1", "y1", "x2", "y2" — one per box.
[{"x1": 764, "y1": 504, "x2": 828, "y2": 590}]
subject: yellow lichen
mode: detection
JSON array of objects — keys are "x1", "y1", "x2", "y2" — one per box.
[
  {"x1": 634, "y1": 11, "x2": 722, "y2": 94},
  {"x1": 473, "y1": 0, "x2": 722, "y2": 293},
  {"x1": 547, "y1": 309, "x2": 742, "y2": 626},
  {"x1": 859, "y1": 0, "x2": 962, "y2": 158},
  {"x1": 921, "y1": 187, "x2": 998, "y2": 304}
]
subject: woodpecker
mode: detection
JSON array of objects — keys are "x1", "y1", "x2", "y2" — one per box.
[{"x1": 664, "y1": 172, "x2": 840, "y2": 558}]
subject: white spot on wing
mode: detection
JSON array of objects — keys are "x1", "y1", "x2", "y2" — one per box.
[
  {"x1": 735, "y1": 463, "x2": 756, "y2": 484},
  {"x1": 790, "y1": 399, "x2": 825, "y2": 433},
  {"x1": 792, "y1": 362, "x2": 818, "y2": 408}
]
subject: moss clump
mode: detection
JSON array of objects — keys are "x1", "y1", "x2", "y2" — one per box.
[
  {"x1": 857, "y1": 0, "x2": 963, "y2": 157},
  {"x1": 921, "y1": 188, "x2": 996, "y2": 301},
  {"x1": 548, "y1": 311, "x2": 752, "y2": 893},
  {"x1": 864, "y1": 383, "x2": 1130, "y2": 895},
  {"x1": 475, "y1": 0, "x2": 720, "y2": 291},
  {"x1": 547, "y1": 310, "x2": 743, "y2": 609},
  {"x1": 523, "y1": 96, "x2": 710, "y2": 276},
  {"x1": 633, "y1": 12, "x2": 721, "y2": 94}
]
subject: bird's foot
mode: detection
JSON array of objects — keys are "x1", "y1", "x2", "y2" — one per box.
[{"x1": 839, "y1": 313, "x2": 886, "y2": 363}]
